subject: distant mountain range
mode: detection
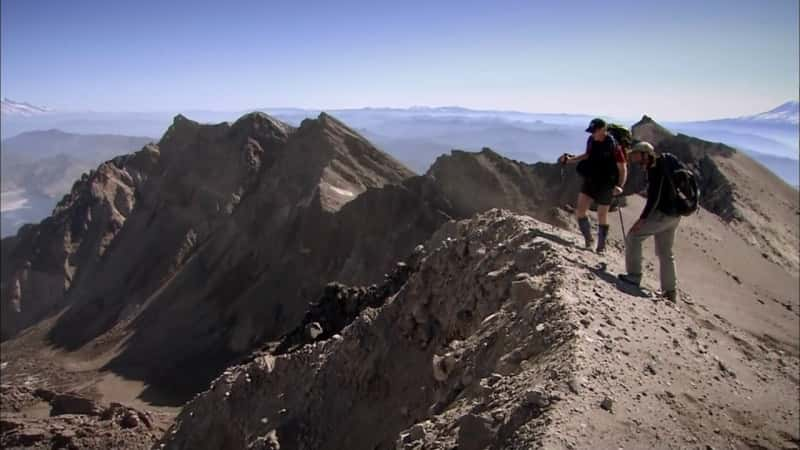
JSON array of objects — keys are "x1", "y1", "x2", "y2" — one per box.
[
  {"x1": 1, "y1": 99, "x2": 796, "y2": 187},
  {"x1": 1, "y1": 129, "x2": 153, "y2": 162},
  {"x1": 0, "y1": 98, "x2": 52, "y2": 116},
  {"x1": 741, "y1": 100, "x2": 799, "y2": 125},
  {"x1": 670, "y1": 101, "x2": 798, "y2": 165}
]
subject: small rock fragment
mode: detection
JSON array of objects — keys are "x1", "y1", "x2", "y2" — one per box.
[
  {"x1": 457, "y1": 414, "x2": 495, "y2": 450},
  {"x1": 404, "y1": 424, "x2": 426, "y2": 443},
  {"x1": 568, "y1": 378, "x2": 581, "y2": 394},
  {"x1": 524, "y1": 388, "x2": 550, "y2": 408},
  {"x1": 120, "y1": 411, "x2": 139, "y2": 429},
  {"x1": 305, "y1": 322, "x2": 323, "y2": 340}
]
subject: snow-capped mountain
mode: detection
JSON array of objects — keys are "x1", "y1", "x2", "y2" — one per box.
[
  {"x1": 1, "y1": 98, "x2": 52, "y2": 116},
  {"x1": 742, "y1": 100, "x2": 799, "y2": 125}
]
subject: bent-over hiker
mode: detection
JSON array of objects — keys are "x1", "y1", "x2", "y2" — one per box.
[
  {"x1": 618, "y1": 141, "x2": 690, "y2": 303},
  {"x1": 559, "y1": 118, "x2": 628, "y2": 253}
]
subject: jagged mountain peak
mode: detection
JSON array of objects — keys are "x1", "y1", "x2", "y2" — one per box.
[
  {"x1": 231, "y1": 111, "x2": 294, "y2": 138},
  {"x1": 0, "y1": 109, "x2": 418, "y2": 349},
  {"x1": 299, "y1": 111, "x2": 366, "y2": 140},
  {"x1": 427, "y1": 147, "x2": 523, "y2": 178},
  {"x1": 633, "y1": 115, "x2": 736, "y2": 158},
  {"x1": 279, "y1": 111, "x2": 417, "y2": 211},
  {"x1": 631, "y1": 115, "x2": 674, "y2": 146}
]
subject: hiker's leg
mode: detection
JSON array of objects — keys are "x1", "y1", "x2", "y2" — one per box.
[
  {"x1": 624, "y1": 227, "x2": 645, "y2": 281},
  {"x1": 576, "y1": 192, "x2": 591, "y2": 219},
  {"x1": 576, "y1": 193, "x2": 594, "y2": 247},
  {"x1": 654, "y1": 217, "x2": 681, "y2": 293},
  {"x1": 624, "y1": 216, "x2": 663, "y2": 281},
  {"x1": 597, "y1": 204, "x2": 610, "y2": 226},
  {"x1": 596, "y1": 204, "x2": 611, "y2": 252}
]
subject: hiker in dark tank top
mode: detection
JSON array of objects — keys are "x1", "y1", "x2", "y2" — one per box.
[{"x1": 559, "y1": 118, "x2": 628, "y2": 253}]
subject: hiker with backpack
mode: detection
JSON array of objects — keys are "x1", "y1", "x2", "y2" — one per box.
[
  {"x1": 559, "y1": 118, "x2": 629, "y2": 253},
  {"x1": 617, "y1": 141, "x2": 699, "y2": 303}
]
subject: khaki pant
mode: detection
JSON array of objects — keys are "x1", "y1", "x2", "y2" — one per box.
[{"x1": 625, "y1": 211, "x2": 681, "y2": 293}]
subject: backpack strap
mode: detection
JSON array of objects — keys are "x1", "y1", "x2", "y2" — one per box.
[
  {"x1": 662, "y1": 154, "x2": 679, "y2": 188},
  {"x1": 652, "y1": 161, "x2": 666, "y2": 217}
]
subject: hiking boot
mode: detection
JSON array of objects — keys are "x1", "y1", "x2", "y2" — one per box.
[
  {"x1": 596, "y1": 224, "x2": 609, "y2": 253},
  {"x1": 617, "y1": 273, "x2": 641, "y2": 287},
  {"x1": 663, "y1": 290, "x2": 678, "y2": 303},
  {"x1": 578, "y1": 217, "x2": 593, "y2": 249}
]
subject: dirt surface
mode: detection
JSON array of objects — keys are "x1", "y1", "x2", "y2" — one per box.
[
  {"x1": 614, "y1": 195, "x2": 799, "y2": 355},
  {"x1": 1, "y1": 329, "x2": 176, "y2": 449},
  {"x1": 0, "y1": 383, "x2": 171, "y2": 449}
]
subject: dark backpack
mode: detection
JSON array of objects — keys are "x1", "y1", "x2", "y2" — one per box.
[
  {"x1": 576, "y1": 134, "x2": 619, "y2": 187},
  {"x1": 662, "y1": 153, "x2": 700, "y2": 216}
]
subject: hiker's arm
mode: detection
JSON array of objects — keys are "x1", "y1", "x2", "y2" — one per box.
[
  {"x1": 640, "y1": 175, "x2": 659, "y2": 219},
  {"x1": 564, "y1": 153, "x2": 589, "y2": 164},
  {"x1": 614, "y1": 146, "x2": 627, "y2": 193},
  {"x1": 563, "y1": 138, "x2": 593, "y2": 164},
  {"x1": 616, "y1": 162, "x2": 627, "y2": 192}
]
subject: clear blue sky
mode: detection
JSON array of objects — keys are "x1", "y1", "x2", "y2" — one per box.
[{"x1": 2, "y1": 0, "x2": 798, "y2": 120}]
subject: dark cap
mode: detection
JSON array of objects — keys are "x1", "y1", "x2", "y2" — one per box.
[{"x1": 585, "y1": 118, "x2": 607, "y2": 133}]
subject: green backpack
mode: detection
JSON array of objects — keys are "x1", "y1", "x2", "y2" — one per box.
[{"x1": 606, "y1": 123, "x2": 633, "y2": 149}]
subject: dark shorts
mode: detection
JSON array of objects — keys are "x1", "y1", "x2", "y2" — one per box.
[{"x1": 580, "y1": 180, "x2": 614, "y2": 206}]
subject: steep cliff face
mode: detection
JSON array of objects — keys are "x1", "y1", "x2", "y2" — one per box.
[
  {"x1": 0, "y1": 144, "x2": 161, "y2": 339},
  {"x1": 632, "y1": 116, "x2": 799, "y2": 271},
  {"x1": 0, "y1": 112, "x2": 425, "y2": 395}
]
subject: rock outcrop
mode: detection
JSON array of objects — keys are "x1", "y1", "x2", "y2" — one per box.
[
  {"x1": 426, "y1": 148, "x2": 579, "y2": 227},
  {"x1": 159, "y1": 210, "x2": 578, "y2": 449}
]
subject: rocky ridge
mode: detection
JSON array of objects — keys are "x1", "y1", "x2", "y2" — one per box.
[{"x1": 159, "y1": 210, "x2": 800, "y2": 449}]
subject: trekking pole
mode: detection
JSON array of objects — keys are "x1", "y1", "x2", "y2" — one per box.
[
  {"x1": 558, "y1": 153, "x2": 573, "y2": 182},
  {"x1": 618, "y1": 206, "x2": 627, "y2": 243}
]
